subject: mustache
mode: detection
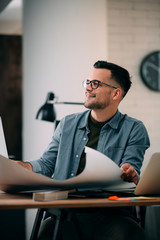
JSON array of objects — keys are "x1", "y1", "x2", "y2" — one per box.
[{"x1": 85, "y1": 91, "x2": 96, "y2": 97}]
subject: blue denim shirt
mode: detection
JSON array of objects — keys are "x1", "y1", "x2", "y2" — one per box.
[{"x1": 30, "y1": 110, "x2": 150, "y2": 180}]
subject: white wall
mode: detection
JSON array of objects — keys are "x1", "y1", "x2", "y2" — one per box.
[
  {"x1": 23, "y1": 0, "x2": 108, "y2": 239},
  {"x1": 23, "y1": 0, "x2": 108, "y2": 160}
]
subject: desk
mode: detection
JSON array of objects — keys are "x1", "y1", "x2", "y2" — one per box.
[
  {"x1": 0, "y1": 192, "x2": 160, "y2": 240},
  {"x1": 0, "y1": 192, "x2": 160, "y2": 209},
  {"x1": 1, "y1": 192, "x2": 160, "y2": 240}
]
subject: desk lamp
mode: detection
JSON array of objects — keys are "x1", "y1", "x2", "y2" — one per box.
[
  {"x1": 36, "y1": 92, "x2": 56, "y2": 122},
  {"x1": 36, "y1": 92, "x2": 83, "y2": 123}
]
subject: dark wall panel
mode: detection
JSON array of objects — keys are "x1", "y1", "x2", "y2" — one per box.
[
  {"x1": 0, "y1": 35, "x2": 22, "y2": 160},
  {"x1": 0, "y1": 35, "x2": 25, "y2": 240}
]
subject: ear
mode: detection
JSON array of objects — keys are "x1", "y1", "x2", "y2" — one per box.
[{"x1": 112, "y1": 88, "x2": 122, "y2": 101}]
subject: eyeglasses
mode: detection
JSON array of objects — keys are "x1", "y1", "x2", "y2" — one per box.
[{"x1": 82, "y1": 79, "x2": 117, "y2": 89}]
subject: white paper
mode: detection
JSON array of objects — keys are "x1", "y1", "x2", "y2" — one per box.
[
  {"x1": 0, "y1": 147, "x2": 136, "y2": 193},
  {"x1": 0, "y1": 117, "x2": 8, "y2": 158}
]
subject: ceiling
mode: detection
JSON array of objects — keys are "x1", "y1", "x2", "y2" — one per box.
[{"x1": 0, "y1": 0, "x2": 22, "y2": 35}]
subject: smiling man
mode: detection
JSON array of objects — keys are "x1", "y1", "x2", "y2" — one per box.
[
  {"x1": 17, "y1": 61, "x2": 150, "y2": 240},
  {"x1": 84, "y1": 68, "x2": 120, "y2": 115}
]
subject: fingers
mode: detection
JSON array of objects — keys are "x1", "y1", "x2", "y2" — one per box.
[{"x1": 120, "y1": 163, "x2": 138, "y2": 185}]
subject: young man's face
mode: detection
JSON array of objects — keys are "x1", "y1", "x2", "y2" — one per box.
[{"x1": 84, "y1": 68, "x2": 118, "y2": 110}]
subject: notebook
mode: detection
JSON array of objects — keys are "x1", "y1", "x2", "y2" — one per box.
[
  {"x1": 134, "y1": 152, "x2": 160, "y2": 195},
  {"x1": 0, "y1": 117, "x2": 8, "y2": 158}
]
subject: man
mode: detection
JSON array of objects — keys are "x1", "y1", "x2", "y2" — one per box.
[{"x1": 18, "y1": 61, "x2": 150, "y2": 239}]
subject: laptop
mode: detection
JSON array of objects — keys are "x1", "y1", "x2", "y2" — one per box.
[
  {"x1": 134, "y1": 152, "x2": 160, "y2": 195},
  {"x1": 0, "y1": 117, "x2": 8, "y2": 158}
]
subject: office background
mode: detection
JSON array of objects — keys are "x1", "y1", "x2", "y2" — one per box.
[{"x1": 0, "y1": 0, "x2": 160, "y2": 239}]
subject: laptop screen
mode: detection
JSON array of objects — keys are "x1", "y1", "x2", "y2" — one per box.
[{"x1": 0, "y1": 117, "x2": 8, "y2": 158}]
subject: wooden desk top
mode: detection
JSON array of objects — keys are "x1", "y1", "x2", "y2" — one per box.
[{"x1": 0, "y1": 192, "x2": 160, "y2": 210}]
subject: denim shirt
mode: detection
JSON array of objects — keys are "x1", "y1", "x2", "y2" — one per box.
[{"x1": 29, "y1": 110, "x2": 150, "y2": 180}]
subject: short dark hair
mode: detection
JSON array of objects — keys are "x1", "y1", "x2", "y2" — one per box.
[{"x1": 94, "y1": 60, "x2": 132, "y2": 97}]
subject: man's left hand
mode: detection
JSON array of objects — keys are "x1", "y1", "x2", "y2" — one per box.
[{"x1": 120, "y1": 163, "x2": 138, "y2": 185}]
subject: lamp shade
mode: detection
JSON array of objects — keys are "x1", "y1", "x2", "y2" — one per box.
[{"x1": 36, "y1": 92, "x2": 56, "y2": 122}]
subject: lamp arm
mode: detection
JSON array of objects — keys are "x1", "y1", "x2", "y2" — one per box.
[{"x1": 48, "y1": 101, "x2": 83, "y2": 105}]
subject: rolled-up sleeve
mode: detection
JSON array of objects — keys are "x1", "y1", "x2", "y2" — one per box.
[
  {"x1": 29, "y1": 118, "x2": 64, "y2": 177},
  {"x1": 120, "y1": 121, "x2": 150, "y2": 175}
]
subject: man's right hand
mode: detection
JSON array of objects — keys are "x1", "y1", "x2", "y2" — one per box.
[
  {"x1": 120, "y1": 163, "x2": 138, "y2": 185},
  {"x1": 15, "y1": 161, "x2": 33, "y2": 171}
]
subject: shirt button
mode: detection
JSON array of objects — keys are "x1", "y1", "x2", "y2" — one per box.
[
  {"x1": 71, "y1": 173, "x2": 74, "y2": 177},
  {"x1": 76, "y1": 155, "x2": 79, "y2": 158},
  {"x1": 83, "y1": 137, "x2": 86, "y2": 140}
]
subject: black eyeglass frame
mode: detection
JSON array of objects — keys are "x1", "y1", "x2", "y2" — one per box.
[{"x1": 83, "y1": 79, "x2": 117, "y2": 89}]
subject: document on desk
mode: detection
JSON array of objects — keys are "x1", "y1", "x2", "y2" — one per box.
[{"x1": 0, "y1": 147, "x2": 135, "y2": 193}]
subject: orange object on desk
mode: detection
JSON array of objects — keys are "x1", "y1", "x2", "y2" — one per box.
[{"x1": 108, "y1": 195, "x2": 119, "y2": 200}]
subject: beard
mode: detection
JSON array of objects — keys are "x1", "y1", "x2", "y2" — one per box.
[{"x1": 84, "y1": 100, "x2": 108, "y2": 110}]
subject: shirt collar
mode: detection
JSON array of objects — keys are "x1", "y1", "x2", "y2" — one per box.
[
  {"x1": 78, "y1": 110, "x2": 91, "y2": 129},
  {"x1": 105, "y1": 109, "x2": 124, "y2": 129},
  {"x1": 78, "y1": 109, "x2": 124, "y2": 130}
]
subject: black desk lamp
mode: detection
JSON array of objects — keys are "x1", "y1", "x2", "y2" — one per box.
[
  {"x1": 36, "y1": 92, "x2": 83, "y2": 123},
  {"x1": 36, "y1": 92, "x2": 56, "y2": 122}
]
